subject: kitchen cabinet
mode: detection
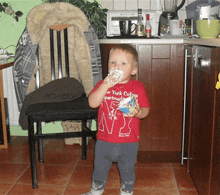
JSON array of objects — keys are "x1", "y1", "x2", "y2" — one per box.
[
  {"x1": 185, "y1": 45, "x2": 220, "y2": 195},
  {"x1": 100, "y1": 43, "x2": 184, "y2": 153}
]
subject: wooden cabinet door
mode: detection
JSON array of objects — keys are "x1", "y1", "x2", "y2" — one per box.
[
  {"x1": 210, "y1": 48, "x2": 220, "y2": 195},
  {"x1": 138, "y1": 44, "x2": 184, "y2": 151},
  {"x1": 187, "y1": 46, "x2": 219, "y2": 195},
  {"x1": 190, "y1": 67, "x2": 214, "y2": 194},
  {"x1": 210, "y1": 48, "x2": 220, "y2": 194},
  {"x1": 100, "y1": 43, "x2": 184, "y2": 153},
  {"x1": 137, "y1": 44, "x2": 152, "y2": 151}
]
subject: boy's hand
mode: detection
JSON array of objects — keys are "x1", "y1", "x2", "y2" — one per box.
[
  {"x1": 103, "y1": 74, "x2": 117, "y2": 89},
  {"x1": 123, "y1": 101, "x2": 141, "y2": 118},
  {"x1": 103, "y1": 68, "x2": 124, "y2": 89}
]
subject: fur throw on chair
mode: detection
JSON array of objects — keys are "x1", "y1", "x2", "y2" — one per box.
[
  {"x1": 27, "y1": 2, "x2": 93, "y2": 95},
  {"x1": 13, "y1": 2, "x2": 102, "y2": 110}
]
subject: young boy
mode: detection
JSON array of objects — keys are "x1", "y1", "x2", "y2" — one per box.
[{"x1": 82, "y1": 44, "x2": 150, "y2": 195}]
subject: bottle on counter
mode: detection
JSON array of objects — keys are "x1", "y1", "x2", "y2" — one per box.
[
  {"x1": 136, "y1": 9, "x2": 144, "y2": 36},
  {"x1": 145, "y1": 14, "x2": 152, "y2": 38},
  {"x1": 185, "y1": 19, "x2": 192, "y2": 36}
]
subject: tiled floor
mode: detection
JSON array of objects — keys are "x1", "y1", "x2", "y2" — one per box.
[{"x1": 0, "y1": 136, "x2": 198, "y2": 195}]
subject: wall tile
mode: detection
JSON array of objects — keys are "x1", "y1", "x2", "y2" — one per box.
[
  {"x1": 102, "y1": 0, "x2": 220, "y2": 11},
  {"x1": 114, "y1": 0, "x2": 126, "y2": 10},
  {"x1": 151, "y1": 0, "x2": 160, "y2": 10},
  {"x1": 138, "y1": 0, "x2": 151, "y2": 9},
  {"x1": 126, "y1": 0, "x2": 138, "y2": 10},
  {"x1": 102, "y1": 0, "x2": 114, "y2": 10},
  {"x1": 160, "y1": 0, "x2": 165, "y2": 11},
  {"x1": 178, "y1": 10, "x2": 187, "y2": 21}
]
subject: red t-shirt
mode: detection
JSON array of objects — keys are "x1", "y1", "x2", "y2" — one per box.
[{"x1": 90, "y1": 80, "x2": 150, "y2": 143}]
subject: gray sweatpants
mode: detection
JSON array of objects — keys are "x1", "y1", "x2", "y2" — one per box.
[{"x1": 91, "y1": 140, "x2": 139, "y2": 193}]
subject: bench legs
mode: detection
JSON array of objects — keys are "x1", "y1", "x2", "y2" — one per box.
[
  {"x1": 28, "y1": 118, "x2": 94, "y2": 189},
  {"x1": 37, "y1": 122, "x2": 44, "y2": 163},
  {"x1": 28, "y1": 117, "x2": 38, "y2": 189}
]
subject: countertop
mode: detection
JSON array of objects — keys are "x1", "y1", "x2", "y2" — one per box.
[
  {"x1": 99, "y1": 36, "x2": 185, "y2": 44},
  {"x1": 0, "y1": 57, "x2": 14, "y2": 69},
  {"x1": 99, "y1": 36, "x2": 220, "y2": 47},
  {"x1": 184, "y1": 38, "x2": 220, "y2": 47}
]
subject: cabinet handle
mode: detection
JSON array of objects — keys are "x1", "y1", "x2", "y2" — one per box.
[
  {"x1": 216, "y1": 73, "x2": 220, "y2": 90},
  {"x1": 200, "y1": 58, "x2": 211, "y2": 67},
  {"x1": 181, "y1": 49, "x2": 189, "y2": 165}
]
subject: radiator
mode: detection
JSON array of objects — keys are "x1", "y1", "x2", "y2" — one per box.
[{"x1": 3, "y1": 67, "x2": 19, "y2": 126}]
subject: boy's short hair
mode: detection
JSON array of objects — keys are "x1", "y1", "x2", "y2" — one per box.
[{"x1": 109, "y1": 44, "x2": 138, "y2": 66}]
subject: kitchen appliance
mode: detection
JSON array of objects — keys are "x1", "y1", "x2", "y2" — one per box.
[
  {"x1": 199, "y1": 4, "x2": 211, "y2": 19},
  {"x1": 182, "y1": 45, "x2": 212, "y2": 165},
  {"x1": 119, "y1": 20, "x2": 136, "y2": 37},
  {"x1": 186, "y1": 0, "x2": 220, "y2": 34},
  {"x1": 158, "y1": 0, "x2": 186, "y2": 36},
  {"x1": 169, "y1": 19, "x2": 184, "y2": 35},
  {"x1": 107, "y1": 10, "x2": 158, "y2": 37}
]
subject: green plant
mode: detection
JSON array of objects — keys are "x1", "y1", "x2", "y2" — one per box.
[
  {"x1": 42, "y1": 0, "x2": 108, "y2": 39},
  {"x1": 0, "y1": 2, "x2": 23, "y2": 23}
]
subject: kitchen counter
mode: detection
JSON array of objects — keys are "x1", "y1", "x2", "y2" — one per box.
[
  {"x1": 184, "y1": 38, "x2": 220, "y2": 47},
  {"x1": 99, "y1": 37, "x2": 185, "y2": 44},
  {"x1": 99, "y1": 37, "x2": 220, "y2": 47}
]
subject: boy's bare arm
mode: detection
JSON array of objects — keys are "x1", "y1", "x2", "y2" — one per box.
[
  {"x1": 136, "y1": 107, "x2": 149, "y2": 119},
  {"x1": 88, "y1": 82, "x2": 111, "y2": 108},
  {"x1": 88, "y1": 74, "x2": 118, "y2": 108}
]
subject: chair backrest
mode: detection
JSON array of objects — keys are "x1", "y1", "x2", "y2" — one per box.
[{"x1": 36, "y1": 24, "x2": 72, "y2": 89}]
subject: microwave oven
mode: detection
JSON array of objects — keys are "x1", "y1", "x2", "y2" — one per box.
[{"x1": 107, "y1": 10, "x2": 158, "y2": 37}]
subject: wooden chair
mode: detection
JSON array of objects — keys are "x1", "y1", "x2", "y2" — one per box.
[{"x1": 25, "y1": 24, "x2": 98, "y2": 189}]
